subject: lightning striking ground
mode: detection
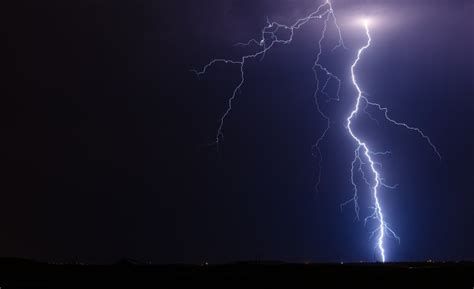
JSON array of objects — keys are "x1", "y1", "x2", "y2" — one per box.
[
  {"x1": 346, "y1": 20, "x2": 393, "y2": 262},
  {"x1": 345, "y1": 19, "x2": 440, "y2": 262},
  {"x1": 193, "y1": 2, "x2": 440, "y2": 262}
]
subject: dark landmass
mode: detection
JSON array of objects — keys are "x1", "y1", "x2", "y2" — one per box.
[{"x1": 0, "y1": 258, "x2": 472, "y2": 288}]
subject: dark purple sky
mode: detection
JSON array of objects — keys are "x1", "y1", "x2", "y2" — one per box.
[{"x1": 3, "y1": 0, "x2": 473, "y2": 263}]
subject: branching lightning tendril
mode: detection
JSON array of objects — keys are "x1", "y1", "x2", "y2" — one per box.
[{"x1": 193, "y1": 1, "x2": 440, "y2": 262}]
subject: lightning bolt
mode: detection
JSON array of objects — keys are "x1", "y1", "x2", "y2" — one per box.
[
  {"x1": 193, "y1": 2, "x2": 440, "y2": 263},
  {"x1": 345, "y1": 19, "x2": 440, "y2": 262},
  {"x1": 346, "y1": 21, "x2": 392, "y2": 262}
]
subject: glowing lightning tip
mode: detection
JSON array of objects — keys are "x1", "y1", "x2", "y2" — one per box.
[{"x1": 361, "y1": 18, "x2": 371, "y2": 27}]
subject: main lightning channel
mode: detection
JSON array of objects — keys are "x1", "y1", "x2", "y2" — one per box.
[
  {"x1": 345, "y1": 20, "x2": 440, "y2": 262},
  {"x1": 346, "y1": 21, "x2": 390, "y2": 263}
]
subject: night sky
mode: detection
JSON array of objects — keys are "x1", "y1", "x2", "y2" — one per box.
[{"x1": 3, "y1": 0, "x2": 473, "y2": 264}]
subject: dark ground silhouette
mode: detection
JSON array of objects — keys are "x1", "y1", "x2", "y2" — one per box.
[{"x1": 0, "y1": 258, "x2": 472, "y2": 288}]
